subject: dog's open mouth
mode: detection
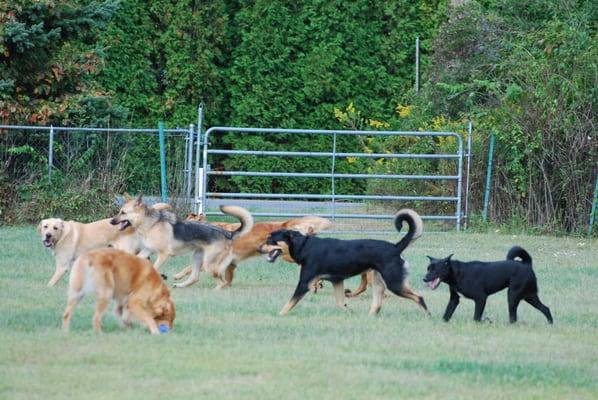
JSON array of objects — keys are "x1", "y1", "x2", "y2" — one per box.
[
  {"x1": 117, "y1": 220, "x2": 131, "y2": 231},
  {"x1": 266, "y1": 249, "x2": 282, "y2": 263},
  {"x1": 427, "y1": 277, "x2": 441, "y2": 290},
  {"x1": 42, "y1": 238, "x2": 54, "y2": 248}
]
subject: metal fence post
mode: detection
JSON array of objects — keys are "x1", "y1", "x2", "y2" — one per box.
[
  {"x1": 464, "y1": 121, "x2": 472, "y2": 229},
  {"x1": 48, "y1": 125, "x2": 54, "y2": 181},
  {"x1": 195, "y1": 103, "x2": 204, "y2": 214},
  {"x1": 415, "y1": 36, "x2": 420, "y2": 94},
  {"x1": 331, "y1": 132, "x2": 337, "y2": 222},
  {"x1": 456, "y1": 135, "x2": 463, "y2": 231},
  {"x1": 482, "y1": 133, "x2": 495, "y2": 222},
  {"x1": 588, "y1": 175, "x2": 598, "y2": 237},
  {"x1": 158, "y1": 121, "x2": 168, "y2": 202},
  {"x1": 186, "y1": 124, "x2": 195, "y2": 204}
]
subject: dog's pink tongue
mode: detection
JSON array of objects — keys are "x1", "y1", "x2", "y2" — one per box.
[{"x1": 427, "y1": 278, "x2": 440, "y2": 290}]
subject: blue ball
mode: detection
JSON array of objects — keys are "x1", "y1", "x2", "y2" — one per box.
[{"x1": 158, "y1": 323, "x2": 170, "y2": 334}]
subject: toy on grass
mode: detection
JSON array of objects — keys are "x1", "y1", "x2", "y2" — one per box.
[{"x1": 158, "y1": 324, "x2": 170, "y2": 334}]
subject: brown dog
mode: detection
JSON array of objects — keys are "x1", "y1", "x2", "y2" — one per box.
[
  {"x1": 173, "y1": 214, "x2": 332, "y2": 288},
  {"x1": 62, "y1": 248, "x2": 176, "y2": 334}
]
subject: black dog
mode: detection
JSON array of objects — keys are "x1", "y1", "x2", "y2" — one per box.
[
  {"x1": 423, "y1": 246, "x2": 553, "y2": 324},
  {"x1": 260, "y1": 209, "x2": 429, "y2": 316}
]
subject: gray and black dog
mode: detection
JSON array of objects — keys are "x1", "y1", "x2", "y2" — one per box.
[{"x1": 423, "y1": 246, "x2": 553, "y2": 324}]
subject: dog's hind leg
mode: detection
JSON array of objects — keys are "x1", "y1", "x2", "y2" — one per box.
[
  {"x1": 62, "y1": 294, "x2": 83, "y2": 333},
  {"x1": 399, "y1": 282, "x2": 430, "y2": 315},
  {"x1": 332, "y1": 282, "x2": 349, "y2": 311},
  {"x1": 93, "y1": 289, "x2": 113, "y2": 334},
  {"x1": 473, "y1": 297, "x2": 488, "y2": 322},
  {"x1": 524, "y1": 294, "x2": 553, "y2": 324},
  {"x1": 507, "y1": 288, "x2": 522, "y2": 323},
  {"x1": 368, "y1": 271, "x2": 386, "y2": 315}
]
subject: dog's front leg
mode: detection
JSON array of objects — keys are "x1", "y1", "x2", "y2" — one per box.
[
  {"x1": 137, "y1": 248, "x2": 152, "y2": 260},
  {"x1": 173, "y1": 251, "x2": 203, "y2": 288},
  {"x1": 127, "y1": 299, "x2": 159, "y2": 334},
  {"x1": 279, "y1": 280, "x2": 310, "y2": 315},
  {"x1": 173, "y1": 265, "x2": 193, "y2": 280},
  {"x1": 153, "y1": 252, "x2": 170, "y2": 270},
  {"x1": 473, "y1": 296, "x2": 488, "y2": 322},
  {"x1": 442, "y1": 287, "x2": 460, "y2": 322},
  {"x1": 345, "y1": 272, "x2": 369, "y2": 298},
  {"x1": 48, "y1": 259, "x2": 69, "y2": 287}
]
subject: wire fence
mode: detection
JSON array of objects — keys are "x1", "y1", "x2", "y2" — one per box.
[{"x1": 0, "y1": 125, "x2": 193, "y2": 222}]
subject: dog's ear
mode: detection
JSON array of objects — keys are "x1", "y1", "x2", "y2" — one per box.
[
  {"x1": 135, "y1": 194, "x2": 143, "y2": 206},
  {"x1": 36, "y1": 221, "x2": 43, "y2": 233},
  {"x1": 446, "y1": 254, "x2": 454, "y2": 261},
  {"x1": 123, "y1": 193, "x2": 132, "y2": 202}
]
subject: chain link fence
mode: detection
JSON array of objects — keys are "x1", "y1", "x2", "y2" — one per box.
[{"x1": 0, "y1": 125, "x2": 192, "y2": 223}]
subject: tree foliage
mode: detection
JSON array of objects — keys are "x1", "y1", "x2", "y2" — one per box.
[
  {"x1": 1, "y1": 0, "x2": 595, "y2": 233},
  {"x1": 0, "y1": 0, "x2": 119, "y2": 125}
]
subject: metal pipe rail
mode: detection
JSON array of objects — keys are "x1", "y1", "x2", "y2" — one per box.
[{"x1": 198, "y1": 126, "x2": 463, "y2": 231}]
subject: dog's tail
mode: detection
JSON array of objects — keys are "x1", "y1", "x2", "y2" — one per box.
[
  {"x1": 394, "y1": 208, "x2": 424, "y2": 253},
  {"x1": 506, "y1": 246, "x2": 532, "y2": 265},
  {"x1": 67, "y1": 254, "x2": 90, "y2": 299},
  {"x1": 220, "y1": 205, "x2": 254, "y2": 239}
]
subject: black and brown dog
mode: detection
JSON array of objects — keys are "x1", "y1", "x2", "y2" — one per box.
[
  {"x1": 423, "y1": 246, "x2": 553, "y2": 324},
  {"x1": 259, "y1": 209, "x2": 429, "y2": 316}
]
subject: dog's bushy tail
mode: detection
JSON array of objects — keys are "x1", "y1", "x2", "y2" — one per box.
[
  {"x1": 394, "y1": 209, "x2": 423, "y2": 252},
  {"x1": 506, "y1": 246, "x2": 532, "y2": 265},
  {"x1": 220, "y1": 206, "x2": 254, "y2": 239}
]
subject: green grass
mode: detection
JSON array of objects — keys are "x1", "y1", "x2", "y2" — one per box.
[{"x1": 1, "y1": 226, "x2": 597, "y2": 399}]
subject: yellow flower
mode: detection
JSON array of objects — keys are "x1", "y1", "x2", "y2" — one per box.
[
  {"x1": 334, "y1": 108, "x2": 347, "y2": 122},
  {"x1": 432, "y1": 115, "x2": 446, "y2": 129},
  {"x1": 346, "y1": 156, "x2": 357, "y2": 164},
  {"x1": 396, "y1": 104, "x2": 414, "y2": 118},
  {"x1": 368, "y1": 119, "x2": 390, "y2": 129}
]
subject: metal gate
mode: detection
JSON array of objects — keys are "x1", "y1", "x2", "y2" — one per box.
[{"x1": 194, "y1": 126, "x2": 464, "y2": 233}]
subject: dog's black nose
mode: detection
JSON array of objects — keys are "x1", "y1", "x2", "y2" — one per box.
[{"x1": 45, "y1": 233, "x2": 51, "y2": 238}]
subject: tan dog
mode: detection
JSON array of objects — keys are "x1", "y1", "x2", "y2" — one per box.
[
  {"x1": 110, "y1": 195, "x2": 253, "y2": 289},
  {"x1": 173, "y1": 213, "x2": 332, "y2": 288},
  {"x1": 38, "y1": 202, "x2": 172, "y2": 287},
  {"x1": 62, "y1": 248, "x2": 175, "y2": 334}
]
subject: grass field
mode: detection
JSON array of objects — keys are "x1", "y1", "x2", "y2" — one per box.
[{"x1": 0, "y1": 226, "x2": 597, "y2": 399}]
